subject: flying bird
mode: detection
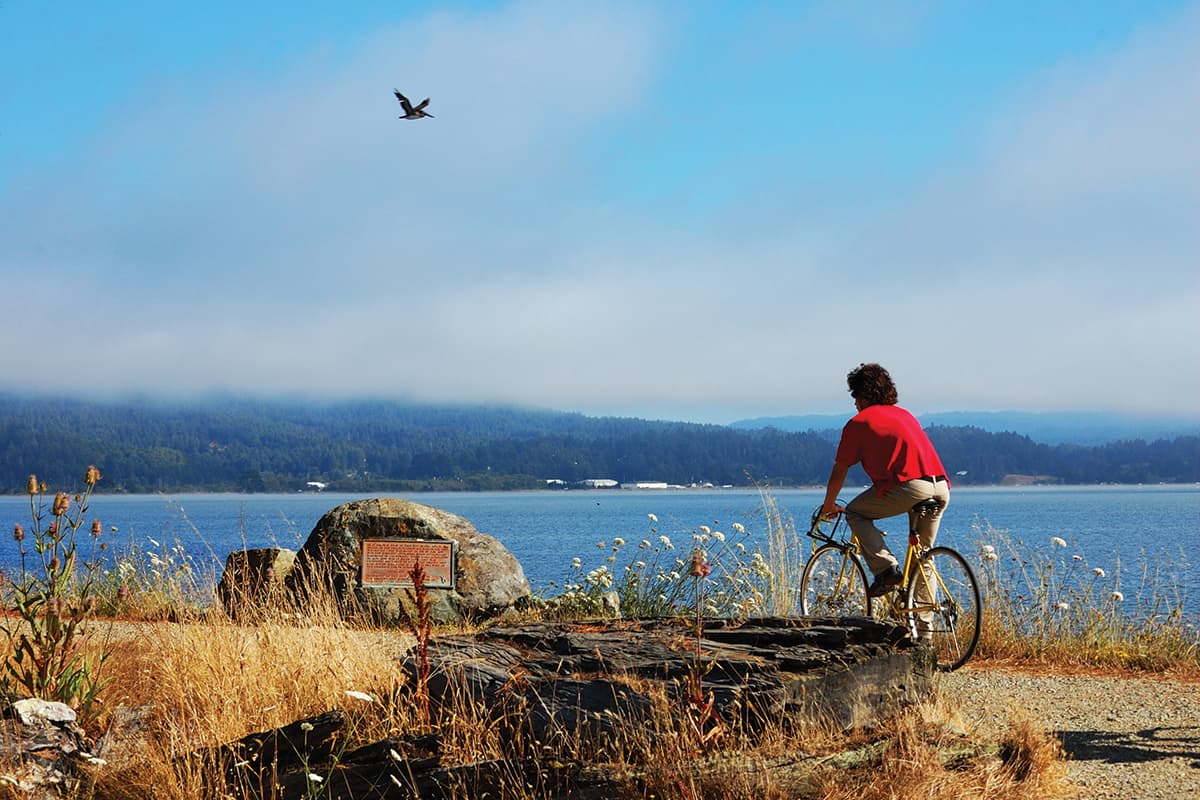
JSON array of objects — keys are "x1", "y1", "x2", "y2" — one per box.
[{"x1": 393, "y1": 90, "x2": 434, "y2": 120}]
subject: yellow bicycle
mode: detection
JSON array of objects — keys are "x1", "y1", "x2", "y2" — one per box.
[{"x1": 798, "y1": 501, "x2": 981, "y2": 671}]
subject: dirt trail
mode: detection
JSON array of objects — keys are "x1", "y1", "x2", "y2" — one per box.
[{"x1": 939, "y1": 666, "x2": 1200, "y2": 799}]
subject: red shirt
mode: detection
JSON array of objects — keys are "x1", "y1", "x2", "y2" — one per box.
[{"x1": 835, "y1": 405, "x2": 947, "y2": 495}]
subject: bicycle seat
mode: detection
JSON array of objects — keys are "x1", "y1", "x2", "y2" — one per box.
[{"x1": 910, "y1": 498, "x2": 943, "y2": 516}]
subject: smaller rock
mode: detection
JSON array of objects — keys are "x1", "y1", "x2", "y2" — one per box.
[
  {"x1": 1, "y1": 699, "x2": 97, "y2": 799},
  {"x1": 218, "y1": 547, "x2": 296, "y2": 620}
]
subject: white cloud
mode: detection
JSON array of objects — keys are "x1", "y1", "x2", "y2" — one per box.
[{"x1": 1, "y1": 3, "x2": 1197, "y2": 420}]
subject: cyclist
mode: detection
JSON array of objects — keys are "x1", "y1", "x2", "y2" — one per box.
[{"x1": 819, "y1": 363, "x2": 950, "y2": 600}]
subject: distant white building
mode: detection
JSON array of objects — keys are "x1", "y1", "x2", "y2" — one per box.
[
  {"x1": 580, "y1": 478, "x2": 619, "y2": 488},
  {"x1": 306, "y1": 481, "x2": 328, "y2": 491},
  {"x1": 624, "y1": 481, "x2": 670, "y2": 490}
]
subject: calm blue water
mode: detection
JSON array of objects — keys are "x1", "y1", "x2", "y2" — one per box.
[{"x1": 2, "y1": 485, "x2": 1197, "y2": 614}]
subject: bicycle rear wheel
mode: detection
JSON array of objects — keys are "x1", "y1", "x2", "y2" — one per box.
[
  {"x1": 800, "y1": 544, "x2": 871, "y2": 618},
  {"x1": 905, "y1": 546, "x2": 981, "y2": 671}
]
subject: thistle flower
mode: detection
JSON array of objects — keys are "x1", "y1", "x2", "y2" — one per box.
[
  {"x1": 52, "y1": 492, "x2": 70, "y2": 516},
  {"x1": 688, "y1": 550, "x2": 712, "y2": 578},
  {"x1": 1093, "y1": 567, "x2": 1106, "y2": 578},
  {"x1": 26, "y1": 474, "x2": 39, "y2": 495},
  {"x1": 13, "y1": 524, "x2": 23, "y2": 542},
  {"x1": 1050, "y1": 536, "x2": 1067, "y2": 548},
  {"x1": 91, "y1": 519, "x2": 102, "y2": 536},
  {"x1": 84, "y1": 465, "x2": 101, "y2": 485}
]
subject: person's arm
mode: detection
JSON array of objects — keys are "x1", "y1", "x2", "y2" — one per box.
[{"x1": 821, "y1": 462, "x2": 850, "y2": 518}]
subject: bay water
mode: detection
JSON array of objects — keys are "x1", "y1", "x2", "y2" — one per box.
[{"x1": 2, "y1": 484, "x2": 1196, "y2": 616}]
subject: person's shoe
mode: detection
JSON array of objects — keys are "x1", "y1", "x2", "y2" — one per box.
[{"x1": 867, "y1": 566, "x2": 903, "y2": 597}]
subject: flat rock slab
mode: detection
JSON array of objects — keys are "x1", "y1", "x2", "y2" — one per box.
[{"x1": 411, "y1": 616, "x2": 933, "y2": 739}]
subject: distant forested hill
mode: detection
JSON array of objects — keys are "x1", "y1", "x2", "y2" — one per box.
[
  {"x1": 1, "y1": 393, "x2": 1197, "y2": 493},
  {"x1": 731, "y1": 410, "x2": 1200, "y2": 446}
]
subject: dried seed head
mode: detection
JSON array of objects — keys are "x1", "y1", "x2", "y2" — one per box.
[
  {"x1": 85, "y1": 465, "x2": 102, "y2": 485},
  {"x1": 26, "y1": 474, "x2": 39, "y2": 495},
  {"x1": 91, "y1": 519, "x2": 102, "y2": 536},
  {"x1": 13, "y1": 524, "x2": 24, "y2": 542},
  {"x1": 52, "y1": 492, "x2": 70, "y2": 516}
]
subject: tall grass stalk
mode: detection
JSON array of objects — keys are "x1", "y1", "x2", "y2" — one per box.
[{"x1": 971, "y1": 518, "x2": 1198, "y2": 672}]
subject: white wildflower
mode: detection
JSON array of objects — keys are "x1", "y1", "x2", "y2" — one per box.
[
  {"x1": 596, "y1": 540, "x2": 606, "y2": 549},
  {"x1": 647, "y1": 513, "x2": 658, "y2": 523},
  {"x1": 613, "y1": 537, "x2": 625, "y2": 547},
  {"x1": 1050, "y1": 536, "x2": 1067, "y2": 548},
  {"x1": 734, "y1": 542, "x2": 745, "y2": 551},
  {"x1": 636, "y1": 561, "x2": 646, "y2": 569},
  {"x1": 980, "y1": 545, "x2": 995, "y2": 555},
  {"x1": 389, "y1": 749, "x2": 403, "y2": 762},
  {"x1": 640, "y1": 539, "x2": 652, "y2": 549},
  {"x1": 86, "y1": 756, "x2": 108, "y2": 766},
  {"x1": 659, "y1": 535, "x2": 674, "y2": 549},
  {"x1": 712, "y1": 530, "x2": 725, "y2": 542},
  {"x1": 345, "y1": 690, "x2": 375, "y2": 703},
  {"x1": 732, "y1": 522, "x2": 745, "y2": 533},
  {"x1": 147, "y1": 537, "x2": 160, "y2": 548},
  {"x1": 571, "y1": 557, "x2": 582, "y2": 569},
  {"x1": 1111, "y1": 591, "x2": 1124, "y2": 602},
  {"x1": 669, "y1": 571, "x2": 681, "y2": 581},
  {"x1": 300, "y1": 722, "x2": 314, "y2": 731},
  {"x1": 984, "y1": 552, "x2": 999, "y2": 561},
  {"x1": 307, "y1": 773, "x2": 324, "y2": 784},
  {"x1": 1072, "y1": 554, "x2": 1083, "y2": 561},
  {"x1": 699, "y1": 525, "x2": 711, "y2": 535},
  {"x1": 1093, "y1": 567, "x2": 1106, "y2": 578},
  {"x1": 1055, "y1": 601, "x2": 1070, "y2": 610}
]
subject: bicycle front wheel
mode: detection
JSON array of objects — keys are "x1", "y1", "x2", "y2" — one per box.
[
  {"x1": 800, "y1": 544, "x2": 871, "y2": 618},
  {"x1": 905, "y1": 546, "x2": 981, "y2": 671}
]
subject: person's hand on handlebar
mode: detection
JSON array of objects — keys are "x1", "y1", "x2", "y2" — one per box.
[{"x1": 819, "y1": 501, "x2": 843, "y2": 520}]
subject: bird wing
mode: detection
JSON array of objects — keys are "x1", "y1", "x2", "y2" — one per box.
[
  {"x1": 393, "y1": 89, "x2": 415, "y2": 113},
  {"x1": 415, "y1": 97, "x2": 431, "y2": 111}
]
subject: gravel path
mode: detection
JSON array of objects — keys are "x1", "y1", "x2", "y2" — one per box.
[{"x1": 938, "y1": 666, "x2": 1200, "y2": 799}]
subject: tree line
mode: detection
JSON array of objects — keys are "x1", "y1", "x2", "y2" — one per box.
[{"x1": 1, "y1": 393, "x2": 1196, "y2": 493}]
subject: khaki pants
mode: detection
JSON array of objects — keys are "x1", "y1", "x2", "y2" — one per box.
[{"x1": 844, "y1": 478, "x2": 950, "y2": 577}]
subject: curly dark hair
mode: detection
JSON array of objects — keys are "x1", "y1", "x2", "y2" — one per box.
[{"x1": 847, "y1": 363, "x2": 898, "y2": 407}]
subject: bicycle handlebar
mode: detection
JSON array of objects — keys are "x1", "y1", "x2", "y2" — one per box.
[{"x1": 806, "y1": 505, "x2": 845, "y2": 541}]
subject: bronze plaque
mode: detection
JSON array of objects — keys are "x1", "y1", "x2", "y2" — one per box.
[{"x1": 360, "y1": 538, "x2": 456, "y2": 589}]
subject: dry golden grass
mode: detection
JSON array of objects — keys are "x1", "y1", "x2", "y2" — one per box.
[{"x1": 35, "y1": 603, "x2": 1073, "y2": 800}]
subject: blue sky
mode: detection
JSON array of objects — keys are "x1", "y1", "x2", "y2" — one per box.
[{"x1": 2, "y1": 1, "x2": 1197, "y2": 423}]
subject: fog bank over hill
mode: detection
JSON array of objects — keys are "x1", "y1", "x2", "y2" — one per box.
[{"x1": 729, "y1": 411, "x2": 1200, "y2": 446}]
